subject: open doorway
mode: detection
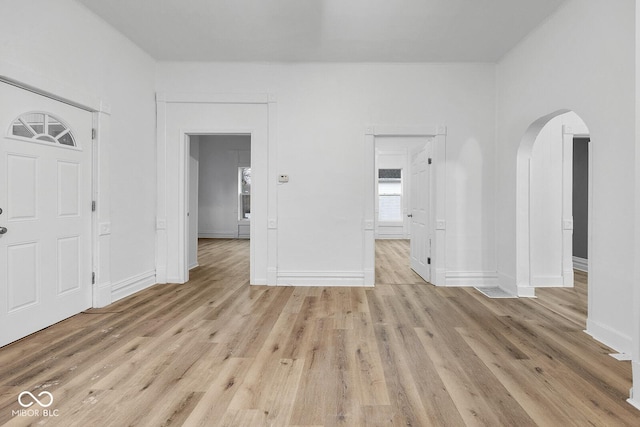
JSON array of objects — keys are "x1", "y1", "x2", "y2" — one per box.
[
  {"x1": 156, "y1": 93, "x2": 274, "y2": 285},
  {"x1": 516, "y1": 110, "x2": 591, "y2": 297},
  {"x1": 572, "y1": 137, "x2": 590, "y2": 273},
  {"x1": 364, "y1": 125, "x2": 446, "y2": 287},
  {"x1": 187, "y1": 134, "x2": 251, "y2": 271},
  {"x1": 373, "y1": 136, "x2": 433, "y2": 285}
]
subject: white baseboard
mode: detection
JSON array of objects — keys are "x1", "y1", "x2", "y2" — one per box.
[
  {"x1": 375, "y1": 234, "x2": 406, "y2": 240},
  {"x1": 364, "y1": 268, "x2": 375, "y2": 286},
  {"x1": 445, "y1": 271, "x2": 498, "y2": 287},
  {"x1": 531, "y1": 275, "x2": 564, "y2": 287},
  {"x1": 573, "y1": 256, "x2": 588, "y2": 272},
  {"x1": 266, "y1": 268, "x2": 277, "y2": 285},
  {"x1": 434, "y1": 268, "x2": 446, "y2": 287},
  {"x1": 198, "y1": 232, "x2": 237, "y2": 239},
  {"x1": 277, "y1": 271, "x2": 369, "y2": 287},
  {"x1": 189, "y1": 262, "x2": 199, "y2": 270},
  {"x1": 498, "y1": 272, "x2": 518, "y2": 296},
  {"x1": 111, "y1": 270, "x2": 157, "y2": 303},
  {"x1": 517, "y1": 286, "x2": 536, "y2": 298},
  {"x1": 586, "y1": 318, "x2": 632, "y2": 355}
]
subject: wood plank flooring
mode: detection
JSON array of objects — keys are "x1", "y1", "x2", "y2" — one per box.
[{"x1": 0, "y1": 239, "x2": 638, "y2": 426}]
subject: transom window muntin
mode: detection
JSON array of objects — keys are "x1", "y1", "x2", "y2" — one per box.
[{"x1": 10, "y1": 112, "x2": 76, "y2": 147}]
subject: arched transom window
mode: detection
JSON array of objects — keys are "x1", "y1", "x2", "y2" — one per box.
[{"x1": 10, "y1": 112, "x2": 76, "y2": 147}]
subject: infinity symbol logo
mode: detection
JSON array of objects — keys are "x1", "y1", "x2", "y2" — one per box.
[{"x1": 18, "y1": 391, "x2": 54, "y2": 408}]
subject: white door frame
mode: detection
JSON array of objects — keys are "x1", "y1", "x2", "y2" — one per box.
[
  {"x1": 0, "y1": 67, "x2": 112, "y2": 308},
  {"x1": 364, "y1": 125, "x2": 446, "y2": 286},
  {"x1": 156, "y1": 93, "x2": 278, "y2": 285}
]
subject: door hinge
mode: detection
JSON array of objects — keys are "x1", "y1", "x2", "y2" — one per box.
[
  {"x1": 92, "y1": 201, "x2": 96, "y2": 212},
  {"x1": 92, "y1": 272, "x2": 96, "y2": 285},
  {"x1": 91, "y1": 128, "x2": 97, "y2": 139},
  {"x1": 428, "y1": 158, "x2": 433, "y2": 165},
  {"x1": 427, "y1": 257, "x2": 431, "y2": 265}
]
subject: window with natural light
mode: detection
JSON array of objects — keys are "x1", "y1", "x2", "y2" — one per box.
[
  {"x1": 239, "y1": 167, "x2": 251, "y2": 220},
  {"x1": 11, "y1": 112, "x2": 76, "y2": 147},
  {"x1": 378, "y1": 168, "x2": 402, "y2": 222}
]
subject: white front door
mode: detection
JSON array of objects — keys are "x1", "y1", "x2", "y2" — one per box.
[
  {"x1": 409, "y1": 142, "x2": 432, "y2": 282},
  {"x1": 0, "y1": 82, "x2": 93, "y2": 347}
]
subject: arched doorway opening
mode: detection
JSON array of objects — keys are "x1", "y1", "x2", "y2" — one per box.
[{"x1": 516, "y1": 110, "x2": 591, "y2": 298}]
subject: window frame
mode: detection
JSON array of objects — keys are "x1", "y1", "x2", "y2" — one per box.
[
  {"x1": 377, "y1": 168, "x2": 403, "y2": 223},
  {"x1": 7, "y1": 111, "x2": 81, "y2": 151}
]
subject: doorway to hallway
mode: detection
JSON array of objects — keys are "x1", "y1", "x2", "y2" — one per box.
[
  {"x1": 375, "y1": 240, "x2": 426, "y2": 285},
  {"x1": 373, "y1": 135, "x2": 434, "y2": 285},
  {"x1": 187, "y1": 134, "x2": 251, "y2": 273}
]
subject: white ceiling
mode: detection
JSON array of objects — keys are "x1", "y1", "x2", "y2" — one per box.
[{"x1": 76, "y1": 0, "x2": 567, "y2": 62}]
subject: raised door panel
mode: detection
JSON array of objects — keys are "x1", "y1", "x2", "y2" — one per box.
[
  {"x1": 57, "y1": 161, "x2": 80, "y2": 217},
  {"x1": 57, "y1": 236, "x2": 81, "y2": 294},
  {"x1": 7, "y1": 154, "x2": 38, "y2": 221},
  {"x1": 7, "y1": 242, "x2": 39, "y2": 312}
]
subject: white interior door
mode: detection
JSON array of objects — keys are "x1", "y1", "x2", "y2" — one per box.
[
  {"x1": 0, "y1": 82, "x2": 93, "y2": 347},
  {"x1": 409, "y1": 142, "x2": 431, "y2": 282}
]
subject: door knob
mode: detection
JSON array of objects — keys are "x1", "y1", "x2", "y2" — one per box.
[{"x1": 0, "y1": 227, "x2": 7, "y2": 234}]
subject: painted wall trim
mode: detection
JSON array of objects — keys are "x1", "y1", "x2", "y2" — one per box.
[
  {"x1": 572, "y1": 256, "x2": 588, "y2": 272},
  {"x1": 156, "y1": 92, "x2": 277, "y2": 286},
  {"x1": 0, "y1": 60, "x2": 102, "y2": 112},
  {"x1": 445, "y1": 271, "x2": 499, "y2": 287},
  {"x1": 93, "y1": 281, "x2": 112, "y2": 308},
  {"x1": 364, "y1": 124, "x2": 447, "y2": 287},
  {"x1": 586, "y1": 318, "x2": 632, "y2": 355},
  {"x1": 277, "y1": 271, "x2": 370, "y2": 287},
  {"x1": 198, "y1": 232, "x2": 238, "y2": 239},
  {"x1": 366, "y1": 125, "x2": 446, "y2": 137},
  {"x1": 531, "y1": 275, "x2": 564, "y2": 287},
  {"x1": 111, "y1": 270, "x2": 157, "y2": 303},
  {"x1": 158, "y1": 92, "x2": 269, "y2": 104}
]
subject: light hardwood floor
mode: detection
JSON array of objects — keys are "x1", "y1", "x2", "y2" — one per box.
[{"x1": 0, "y1": 239, "x2": 638, "y2": 426}]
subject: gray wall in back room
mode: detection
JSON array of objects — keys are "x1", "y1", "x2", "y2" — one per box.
[{"x1": 573, "y1": 137, "x2": 589, "y2": 259}]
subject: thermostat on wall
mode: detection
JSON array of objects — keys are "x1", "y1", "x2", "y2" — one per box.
[{"x1": 278, "y1": 174, "x2": 289, "y2": 183}]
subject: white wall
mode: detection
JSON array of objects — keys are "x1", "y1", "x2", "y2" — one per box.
[
  {"x1": 156, "y1": 63, "x2": 497, "y2": 284},
  {"x1": 496, "y1": 0, "x2": 635, "y2": 352},
  {"x1": 0, "y1": 0, "x2": 157, "y2": 301},
  {"x1": 198, "y1": 135, "x2": 251, "y2": 238}
]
